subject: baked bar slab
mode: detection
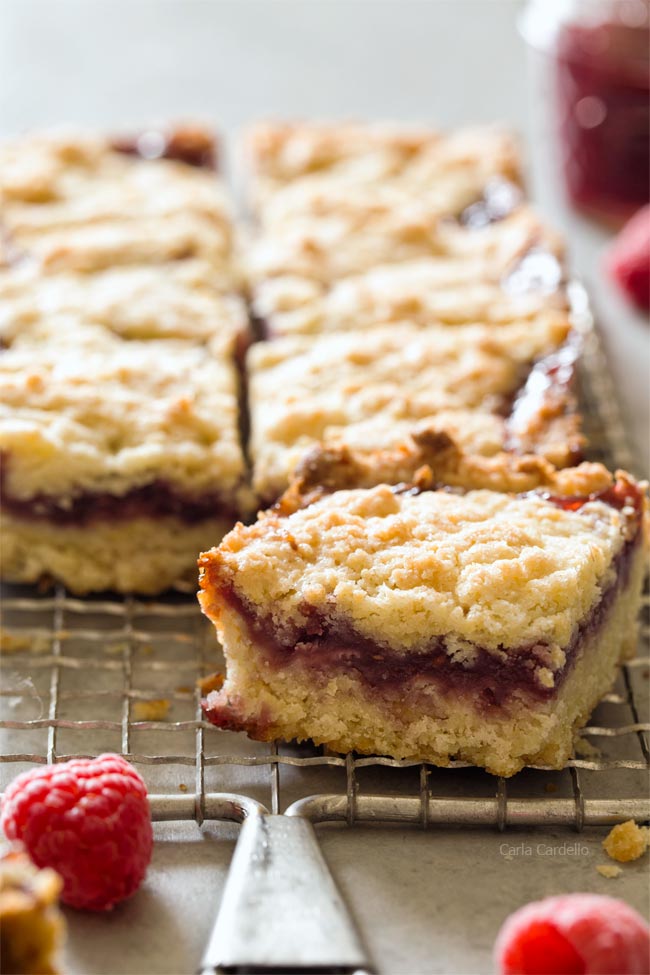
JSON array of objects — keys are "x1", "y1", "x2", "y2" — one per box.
[
  {"x1": 0, "y1": 325, "x2": 249, "y2": 594},
  {"x1": 0, "y1": 128, "x2": 234, "y2": 273},
  {"x1": 199, "y1": 467, "x2": 647, "y2": 776},
  {"x1": 248, "y1": 317, "x2": 581, "y2": 504}
]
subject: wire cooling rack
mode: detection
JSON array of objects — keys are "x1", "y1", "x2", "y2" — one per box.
[{"x1": 1, "y1": 322, "x2": 649, "y2": 833}]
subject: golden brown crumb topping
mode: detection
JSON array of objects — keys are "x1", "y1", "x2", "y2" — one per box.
[
  {"x1": 248, "y1": 318, "x2": 576, "y2": 501},
  {"x1": 247, "y1": 121, "x2": 521, "y2": 212},
  {"x1": 247, "y1": 201, "x2": 561, "y2": 289},
  {"x1": 0, "y1": 129, "x2": 234, "y2": 274},
  {"x1": 0, "y1": 260, "x2": 247, "y2": 345},
  {"x1": 0, "y1": 323, "x2": 246, "y2": 500},
  {"x1": 200, "y1": 466, "x2": 644, "y2": 654}
]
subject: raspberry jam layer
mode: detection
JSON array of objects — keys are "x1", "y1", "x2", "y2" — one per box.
[
  {"x1": 1, "y1": 476, "x2": 237, "y2": 526},
  {"x1": 505, "y1": 330, "x2": 582, "y2": 459},
  {"x1": 203, "y1": 487, "x2": 642, "y2": 732},
  {"x1": 111, "y1": 127, "x2": 217, "y2": 169}
]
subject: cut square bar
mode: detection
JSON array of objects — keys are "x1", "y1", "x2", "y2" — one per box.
[
  {"x1": 199, "y1": 466, "x2": 647, "y2": 777},
  {"x1": 0, "y1": 324, "x2": 249, "y2": 594},
  {"x1": 0, "y1": 128, "x2": 234, "y2": 273},
  {"x1": 248, "y1": 317, "x2": 582, "y2": 505},
  {"x1": 248, "y1": 198, "x2": 567, "y2": 338}
]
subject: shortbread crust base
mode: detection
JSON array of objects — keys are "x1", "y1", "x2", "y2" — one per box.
[
  {"x1": 2, "y1": 514, "x2": 234, "y2": 595},
  {"x1": 202, "y1": 541, "x2": 646, "y2": 777}
]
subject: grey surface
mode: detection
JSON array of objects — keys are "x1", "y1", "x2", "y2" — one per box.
[
  {"x1": 56, "y1": 824, "x2": 650, "y2": 975},
  {"x1": 1, "y1": 2, "x2": 649, "y2": 974}
]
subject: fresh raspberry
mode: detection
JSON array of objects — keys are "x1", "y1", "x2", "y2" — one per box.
[
  {"x1": 605, "y1": 205, "x2": 650, "y2": 311},
  {"x1": 0, "y1": 754, "x2": 153, "y2": 911},
  {"x1": 494, "y1": 894, "x2": 650, "y2": 975}
]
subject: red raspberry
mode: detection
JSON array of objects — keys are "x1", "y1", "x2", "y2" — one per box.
[
  {"x1": 0, "y1": 754, "x2": 153, "y2": 911},
  {"x1": 494, "y1": 893, "x2": 650, "y2": 975},
  {"x1": 605, "y1": 205, "x2": 650, "y2": 311}
]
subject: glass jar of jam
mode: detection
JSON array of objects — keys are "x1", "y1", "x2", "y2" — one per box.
[{"x1": 521, "y1": 0, "x2": 650, "y2": 225}]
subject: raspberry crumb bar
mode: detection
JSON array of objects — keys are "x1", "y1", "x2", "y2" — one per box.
[
  {"x1": 245, "y1": 121, "x2": 568, "y2": 340},
  {"x1": 0, "y1": 260, "x2": 247, "y2": 347},
  {"x1": 199, "y1": 465, "x2": 647, "y2": 776},
  {"x1": 248, "y1": 317, "x2": 582, "y2": 504},
  {"x1": 0, "y1": 127, "x2": 234, "y2": 273},
  {"x1": 0, "y1": 125, "x2": 248, "y2": 593},
  {"x1": 0, "y1": 325, "x2": 249, "y2": 594},
  {"x1": 247, "y1": 193, "x2": 566, "y2": 332}
]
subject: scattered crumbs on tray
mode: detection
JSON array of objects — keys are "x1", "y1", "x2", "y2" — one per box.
[
  {"x1": 0, "y1": 629, "x2": 52, "y2": 654},
  {"x1": 596, "y1": 864, "x2": 623, "y2": 879},
  {"x1": 105, "y1": 641, "x2": 129, "y2": 655},
  {"x1": 602, "y1": 820, "x2": 650, "y2": 863},
  {"x1": 132, "y1": 699, "x2": 171, "y2": 721},
  {"x1": 574, "y1": 736, "x2": 602, "y2": 760}
]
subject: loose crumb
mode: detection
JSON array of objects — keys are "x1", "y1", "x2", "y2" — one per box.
[
  {"x1": 37, "y1": 575, "x2": 55, "y2": 594},
  {"x1": 178, "y1": 784, "x2": 188, "y2": 793},
  {"x1": 175, "y1": 685, "x2": 193, "y2": 695},
  {"x1": 574, "y1": 736, "x2": 602, "y2": 760},
  {"x1": 603, "y1": 820, "x2": 650, "y2": 863},
  {"x1": 105, "y1": 641, "x2": 129, "y2": 655},
  {"x1": 0, "y1": 630, "x2": 51, "y2": 654},
  {"x1": 596, "y1": 864, "x2": 623, "y2": 879},
  {"x1": 132, "y1": 699, "x2": 170, "y2": 721},
  {"x1": 197, "y1": 672, "x2": 224, "y2": 695},
  {"x1": 544, "y1": 782, "x2": 558, "y2": 793}
]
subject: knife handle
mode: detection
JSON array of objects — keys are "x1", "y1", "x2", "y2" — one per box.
[{"x1": 199, "y1": 812, "x2": 372, "y2": 974}]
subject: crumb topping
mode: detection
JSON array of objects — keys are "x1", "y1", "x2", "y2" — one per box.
[
  {"x1": 202, "y1": 473, "x2": 637, "y2": 653},
  {"x1": 247, "y1": 121, "x2": 521, "y2": 211},
  {"x1": 247, "y1": 201, "x2": 561, "y2": 289},
  {"x1": 0, "y1": 260, "x2": 247, "y2": 345},
  {"x1": 0, "y1": 325, "x2": 245, "y2": 499},
  {"x1": 0, "y1": 129, "x2": 234, "y2": 274},
  {"x1": 253, "y1": 254, "x2": 568, "y2": 337},
  {"x1": 249, "y1": 318, "x2": 572, "y2": 499}
]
